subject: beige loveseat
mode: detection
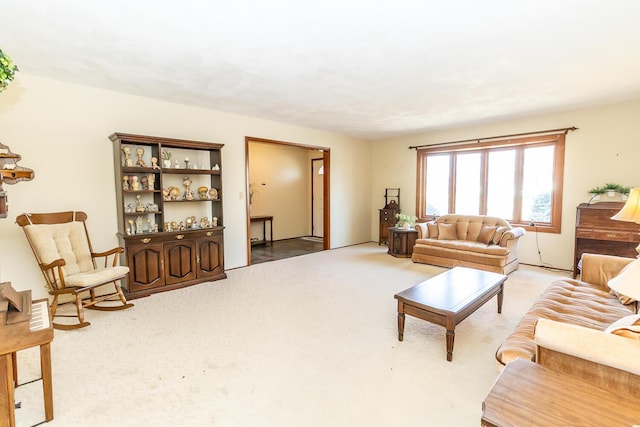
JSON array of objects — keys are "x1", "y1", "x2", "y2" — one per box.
[
  {"x1": 411, "y1": 214, "x2": 525, "y2": 274},
  {"x1": 496, "y1": 253, "x2": 636, "y2": 369}
]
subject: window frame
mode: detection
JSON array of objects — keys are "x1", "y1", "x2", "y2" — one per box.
[{"x1": 415, "y1": 133, "x2": 565, "y2": 233}]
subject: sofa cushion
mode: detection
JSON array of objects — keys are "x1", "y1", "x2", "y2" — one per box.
[
  {"x1": 496, "y1": 278, "x2": 634, "y2": 366},
  {"x1": 438, "y1": 223, "x2": 457, "y2": 240},
  {"x1": 478, "y1": 225, "x2": 497, "y2": 244},
  {"x1": 607, "y1": 258, "x2": 640, "y2": 305},
  {"x1": 492, "y1": 226, "x2": 507, "y2": 245},
  {"x1": 427, "y1": 223, "x2": 439, "y2": 238},
  {"x1": 605, "y1": 314, "x2": 640, "y2": 340}
]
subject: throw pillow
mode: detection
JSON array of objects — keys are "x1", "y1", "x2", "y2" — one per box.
[
  {"x1": 437, "y1": 223, "x2": 458, "y2": 240},
  {"x1": 427, "y1": 223, "x2": 439, "y2": 238},
  {"x1": 605, "y1": 314, "x2": 640, "y2": 340},
  {"x1": 477, "y1": 225, "x2": 497, "y2": 245},
  {"x1": 607, "y1": 259, "x2": 640, "y2": 305},
  {"x1": 492, "y1": 226, "x2": 507, "y2": 245}
]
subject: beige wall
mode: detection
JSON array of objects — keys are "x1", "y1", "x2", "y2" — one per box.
[
  {"x1": 0, "y1": 73, "x2": 372, "y2": 296},
  {"x1": 371, "y1": 99, "x2": 640, "y2": 271}
]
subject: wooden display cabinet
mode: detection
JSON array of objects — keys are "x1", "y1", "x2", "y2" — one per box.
[{"x1": 110, "y1": 133, "x2": 226, "y2": 299}]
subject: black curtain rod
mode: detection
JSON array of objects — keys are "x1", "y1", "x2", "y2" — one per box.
[{"x1": 408, "y1": 126, "x2": 578, "y2": 150}]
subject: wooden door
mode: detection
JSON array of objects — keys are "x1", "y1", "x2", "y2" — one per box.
[
  {"x1": 126, "y1": 242, "x2": 164, "y2": 291},
  {"x1": 164, "y1": 239, "x2": 197, "y2": 285},
  {"x1": 196, "y1": 232, "x2": 225, "y2": 279}
]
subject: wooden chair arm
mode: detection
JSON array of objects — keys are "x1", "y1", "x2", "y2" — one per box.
[
  {"x1": 91, "y1": 247, "x2": 125, "y2": 268},
  {"x1": 39, "y1": 258, "x2": 67, "y2": 290}
]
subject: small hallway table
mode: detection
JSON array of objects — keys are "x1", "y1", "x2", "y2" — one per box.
[{"x1": 250, "y1": 215, "x2": 273, "y2": 246}]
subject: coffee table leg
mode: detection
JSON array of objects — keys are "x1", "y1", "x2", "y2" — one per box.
[
  {"x1": 446, "y1": 329, "x2": 455, "y2": 361},
  {"x1": 497, "y1": 284, "x2": 504, "y2": 314},
  {"x1": 397, "y1": 302, "x2": 405, "y2": 341}
]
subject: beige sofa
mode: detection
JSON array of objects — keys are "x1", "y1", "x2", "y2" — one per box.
[
  {"x1": 496, "y1": 253, "x2": 636, "y2": 369},
  {"x1": 411, "y1": 214, "x2": 525, "y2": 274}
]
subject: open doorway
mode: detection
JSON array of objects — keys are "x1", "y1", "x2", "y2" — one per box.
[{"x1": 245, "y1": 137, "x2": 330, "y2": 265}]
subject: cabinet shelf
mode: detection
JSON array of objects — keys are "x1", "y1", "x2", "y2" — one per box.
[{"x1": 110, "y1": 132, "x2": 226, "y2": 299}]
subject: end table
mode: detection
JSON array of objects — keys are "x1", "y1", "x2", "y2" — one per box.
[{"x1": 387, "y1": 227, "x2": 418, "y2": 258}]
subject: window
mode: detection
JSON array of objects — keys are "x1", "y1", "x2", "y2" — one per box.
[{"x1": 416, "y1": 134, "x2": 565, "y2": 233}]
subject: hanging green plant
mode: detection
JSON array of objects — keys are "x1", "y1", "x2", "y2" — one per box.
[{"x1": 0, "y1": 48, "x2": 19, "y2": 92}]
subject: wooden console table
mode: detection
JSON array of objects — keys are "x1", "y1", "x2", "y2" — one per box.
[
  {"x1": 482, "y1": 358, "x2": 640, "y2": 426},
  {"x1": 250, "y1": 215, "x2": 273, "y2": 246}
]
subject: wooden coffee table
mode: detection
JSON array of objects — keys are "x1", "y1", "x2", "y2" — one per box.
[{"x1": 394, "y1": 267, "x2": 507, "y2": 361}]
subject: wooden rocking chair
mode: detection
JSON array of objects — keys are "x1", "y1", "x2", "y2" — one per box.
[{"x1": 16, "y1": 211, "x2": 133, "y2": 330}]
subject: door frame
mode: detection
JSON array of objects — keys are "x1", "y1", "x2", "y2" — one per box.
[
  {"x1": 245, "y1": 136, "x2": 330, "y2": 265},
  {"x1": 311, "y1": 158, "x2": 324, "y2": 238}
]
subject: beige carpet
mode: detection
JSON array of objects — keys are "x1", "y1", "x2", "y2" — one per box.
[{"x1": 13, "y1": 243, "x2": 567, "y2": 427}]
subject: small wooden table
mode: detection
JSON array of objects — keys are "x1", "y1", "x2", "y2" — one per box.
[
  {"x1": 482, "y1": 358, "x2": 640, "y2": 426},
  {"x1": 394, "y1": 267, "x2": 506, "y2": 361},
  {"x1": 387, "y1": 227, "x2": 418, "y2": 258},
  {"x1": 250, "y1": 215, "x2": 273, "y2": 246}
]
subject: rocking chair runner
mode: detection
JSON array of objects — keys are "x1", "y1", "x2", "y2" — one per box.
[{"x1": 16, "y1": 211, "x2": 133, "y2": 330}]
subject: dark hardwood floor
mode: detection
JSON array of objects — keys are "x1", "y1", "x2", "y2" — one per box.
[{"x1": 251, "y1": 237, "x2": 323, "y2": 264}]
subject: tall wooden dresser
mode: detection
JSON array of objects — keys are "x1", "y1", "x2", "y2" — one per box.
[
  {"x1": 573, "y1": 202, "x2": 640, "y2": 278},
  {"x1": 379, "y1": 188, "x2": 401, "y2": 245}
]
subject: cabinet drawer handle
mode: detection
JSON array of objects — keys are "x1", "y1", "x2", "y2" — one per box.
[
  {"x1": 141, "y1": 238, "x2": 151, "y2": 244},
  {"x1": 206, "y1": 231, "x2": 213, "y2": 236},
  {"x1": 176, "y1": 234, "x2": 184, "y2": 240}
]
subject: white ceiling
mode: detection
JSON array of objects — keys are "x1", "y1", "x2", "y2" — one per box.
[{"x1": 2, "y1": 1, "x2": 640, "y2": 140}]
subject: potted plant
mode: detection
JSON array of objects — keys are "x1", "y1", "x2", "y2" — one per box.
[
  {"x1": 395, "y1": 213, "x2": 417, "y2": 229},
  {"x1": 588, "y1": 183, "x2": 631, "y2": 200},
  {"x1": 0, "y1": 48, "x2": 18, "y2": 92}
]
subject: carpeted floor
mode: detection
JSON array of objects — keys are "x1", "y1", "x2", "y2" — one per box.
[{"x1": 13, "y1": 243, "x2": 568, "y2": 426}]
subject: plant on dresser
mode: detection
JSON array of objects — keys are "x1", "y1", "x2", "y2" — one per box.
[{"x1": 110, "y1": 133, "x2": 226, "y2": 299}]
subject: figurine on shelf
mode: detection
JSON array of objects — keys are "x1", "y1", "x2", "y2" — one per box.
[
  {"x1": 161, "y1": 150, "x2": 172, "y2": 168},
  {"x1": 170, "y1": 221, "x2": 178, "y2": 231},
  {"x1": 140, "y1": 175, "x2": 148, "y2": 190},
  {"x1": 131, "y1": 175, "x2": 139, "y2": 191},
  {"x1": 135, "y1": 216, "x2": 143, "y2": 234},
  {"x1": 174, "y1": 160, "x2": 179, "y2": 168},
  {"x1": 200, "y1": 217, "x2": 210, "y2": 228},
  {"x1": 153, "y1": 223, "x2": 159, "y2": 233},
  {"x1": 151, "y1": 157, "x2": 160, "y2": 170},
  {"x1": 208, "y1": 188, "x2": 218, "y2": 200},
  {"x1": 127, "y1": 219, "x2": 134, "y2": 235},
  {"x1": 122, "y1": 147, "x2": 133, "y2": 167},
  {"x1": 183, "y1": 176, "x2": 194, "y2": 200},
  {"x1": 169, "y1": 186, "x2": 180, "y2": 200},
  {"x1": 147, "y1": 218, "x2": 152, "y2": 231},
  {"x1": 125, "y1": 203, "x2": 134, "y2": 213},
  {"x1": 164, "y1": 222, "x2": 171, "y2": 232},
  {"x1": 212, "y1": 164, "x2": 220, "y2": 171},
  {"x1": 148, "y1": 173, "x2": 155, "y2": 190},
  {"x1": 178, "y1": 221, "x2": 185, "y2": 231},
  {"x1": 198, "y1": 186, "x2": 208, "y2": 200},
  {"x1": 162, "y1": 188, "x2": 170, "y2": 201},
  {"x1": 184, "y1": 157, "x2": 190, "y2": 169},
  {"x1": 122, "y1": 176, "x2": 129, "y2": 191},
  {"x1": 136, "y1": 147, "x2": 146, "y2": 167},
  {"x1": 135, "y1": 195, "x2": 145, "y2": 212},
  {"x1": 212, "y1": 216, "x2": 218, "y2": 227},
  {"x1": 185, "y1": 216, "x2": 194, "y2": 229}
]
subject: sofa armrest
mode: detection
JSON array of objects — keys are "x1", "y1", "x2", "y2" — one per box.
[
  {"x1": 580, "y1": 253, "x2": 634, "y2": 287},
  {"x1": 414, "y1": 222, "x2": 429, "y2": 239},
  {"x1": 499, "y1": 226, "x2": 525, "y2": 247},
  {"x1": 534, "y1": 318, "x2": 640, "y2": 376}
]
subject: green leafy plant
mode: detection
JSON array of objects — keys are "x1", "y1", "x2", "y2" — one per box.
[
  {"x1": 395, "y1": 213, "x2": 417, "y2": 228},
  {"x1": 0, "y1": 49, "x2": 18, "y2": 92},
  {"x1": 588, "y1": 183, "x2": 630, "y2": 195}
]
